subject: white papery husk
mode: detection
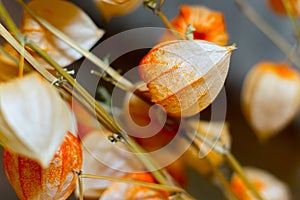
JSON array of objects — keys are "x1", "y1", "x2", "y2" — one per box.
[
  {"x1": 77, "y1": 129, "x2": 144, "y2": 198},
  {"x1": 241, "y1": 62, "x2": 300, "y2": 141},
  {"x1": 0, "y1": 73, "x2": 72, "y2": 168},
  {"x1": 231, "y1": 167, "x2": 291, "y2": 200},
  {"x1": 22, "y1": 0, "x2": 104, "y2": 69},
  {"x1": 94, "y1": 0, "x2": 142, "y2": 21},
  {"x1": 139, "y1": 40, "x2": 233, "y2": 117}
]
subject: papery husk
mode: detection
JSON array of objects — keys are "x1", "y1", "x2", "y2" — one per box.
[
  {"x1": 160, "y1": 5, "x2": 229, "y2": 46},
  {"x1": 4, "y1": 132, "x2": 82, "y2": 200},
  {"x1": 94, "y1": 0, "x2": 142, "y2": 21},
  {"x1": 0, "y1": 62, "x2": 19, "y2": 82},
  {"x1": 0, "y1": 73, "x2": 72, "y2": 168},
  {"x1": 139, "y1": 40, "x2": 233, "y2": 117},
  {"x1": 99, "y1": 172, "x2": 169, "y2": 200},
  {"x1": 78, "y1": 129, "x2": 144, "y2": 198},
  {"x1": 267, "y1": 0, "x2": 300, "y2": 16},
  {"x1": 182, "y1": 120, "x2": 231, "y2": 177},
  {"x1": 230, "y1": 166, "x2": 291, "y2": 200},
  {"x1": 22, "y1": 0, "x2": 104, "y2": 69},
  {"x1": 241, "y1": 61, "x2": 300, "y2": 142}
]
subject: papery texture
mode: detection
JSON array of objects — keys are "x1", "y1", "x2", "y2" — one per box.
[
  {"x1": 182, "y1": 120, "x2": 231, "y2": 176},
  {"x1": 231, "y1": 167, "x2": 291, "y2": 200},
  {"x1": 79, "y1": 130, "x2": 144, "y2": 198},
  {"x1": 100, "y1": 172, "x2": 168, "y2": 200},
  {"x1": 241, "y1": 61, "x2": 300, "y2": 141},
  {"x1": 4, "y1": 132, "x2": 82, "y2": 200},
  {"x1": 94, "y1": 0, "x2": 142, "y2": 20},
  {"x1": 139, "y1": 40, "x2": 232, "y2": 117},
  {"x1": 160, "y1": 5, "x2": 229, "y2": 45},
  {"x1": 0, "y1": 73, "x2": 72, "y2": 167},
  {"x1": 22, "y1": 0, "x2": 104, "y2": 69}
]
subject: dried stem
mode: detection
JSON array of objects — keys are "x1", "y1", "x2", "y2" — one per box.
[
  {"x1": 16, "y1": 0, "x2": 135, "y2": 92},
  {"x1": 0, "y1": 0, "x2": 184, "y2": 195},
  {"x1": 225, "y1": 152, "x2": 264, "y2": 200},
  {"x1": 235, "y1": 0, "x2": 300, "y2": 69},
  {"x1": 76, "y1": 171, "x2": 84, "y2": 200},
  {"x1": 0, "y1": 1, "x2": 263, "y2": 200},
  {"x1": 156, "y1": 10, "x2": 185, "y2": 40},
  {"x1": 0, "y1": 23, "x2": 56, "y2": 83},
  {"x1": 80, "y1": 173, "x2": 185, "y2": 193},
  {"x1": 281, "y1": 0, "x2": 300, "y2": 44}
]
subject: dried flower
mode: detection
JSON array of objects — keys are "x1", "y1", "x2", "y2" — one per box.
[
  {"x1": 139, "y1": 40, "x2": 233, "y2": 117},
  {"x1": 22, "y1": 0, "x2": 104, "y2": 69},
  {"x1": 100, "y1": 172, "x2": 169, "y2": 200},
  {"x1": 182, "y1": 120, "x2": 231, "y2": 176},
  {"x1": 0, "y1": 73, "x2": 73, "y2": 167},
  {"x1": 241, "y1": 61, "x2": 300, "y2": 141},
  {"x1": 4, "y1": 132, "x2": 82, "y2": 200},
  {"x1": 160, "y1": 5, "x2": 229, "y2": 45},
  {"x1": 79, "y1": 130, "x2": 144, "y2": 198},
  {"x1": 231, "y1": 167, "x2": 291, "y2": 200},
  {"x1": 94, "y1": 0, "x2": 142, "y2": 21}
]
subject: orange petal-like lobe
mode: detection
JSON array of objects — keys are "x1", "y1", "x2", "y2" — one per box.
[{"x1": 4, "y1": 132, "x2": 82, "y2": 200}]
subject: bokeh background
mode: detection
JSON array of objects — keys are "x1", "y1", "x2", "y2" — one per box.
[{"x1": 0, "y1": 0, "x2": 300, "y2": 199}]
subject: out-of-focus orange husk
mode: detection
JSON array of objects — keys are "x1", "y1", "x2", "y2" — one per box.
[
  {"x1": 182, "y1": 120, "x2": 231, "y2": 177},
  {"x1": 99, "y1": 172, "x2": 169, "y2": 200},
  {"x1": 241, "y1": 61, "x2": 300, "y2": 142},
  {"x1": 78, "y1": 129, "x2": 144, "y2": 199},
  {"x1": 267, "y1": 0, "x2": 300, "y2": 16},
  {"x1": 0, "y1": 43, "x2": 25, "y2": 82},
  {"x1": 94, "y1": 0, "x2": 142, "y2": 21},
  {"x1": 160, "y1": 5, "x2": 229, "y2": 46},
  {"x1": 230, "y1": 167, "x2": 291, "y2": 200}
]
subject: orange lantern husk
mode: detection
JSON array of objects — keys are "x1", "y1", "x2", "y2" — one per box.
[
  {"x1": 160, "y1": 5, "x2": 229, "y2": 46},
  {"x1": 139, "y1": 40, "x2": 232, "y2": 117},
  {"x1": 100, "y1": 172, "x2": 169, "y2": 200},
  {"x1": 267, "y1": 0, "x2": 300, "y2": 16},
  {"x1": 241, "y1": 61, "x2": 300, "y2": 142},
  {"x1": 4, "y1": 132, "x2": 82, "y2": 200},
  {"x1": 230, "y1": 167, "x2": 291, "y2": 200}
]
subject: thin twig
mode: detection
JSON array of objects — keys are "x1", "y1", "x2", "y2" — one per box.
[
  {"x1": 235, "y1": 0, "x2": 300, "y2": 69},
  {"x1": 225, "y1": 152, "x2": 264, "y2": 200},
  {"x1": 81, "y1": 173, "x2": 185, "y2": 193},
  {"x1": 0, "y1": 1, "x2": 183, "y2": 193},
  {"x1": 0, "y1": 23, "x2": 56, "y2": 83},
  {"x1": 156, "y1": 10, "x2": 185, "y2": 40},
  {"x1": 281, "y1": 0, "x2": 300, "y2": 44}
]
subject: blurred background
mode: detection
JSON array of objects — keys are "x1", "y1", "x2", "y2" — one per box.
[{"x1": 0, "y1": 0, "x2": 300, "y2": 199}]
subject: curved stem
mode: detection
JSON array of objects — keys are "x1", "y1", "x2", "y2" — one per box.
[
  {"x1": 81, "y1": 173, "x2": 185, "y2": 193},
  {"x1": 235, "y1": 0, "x2": 300, "y2": 69},
  {"x1": 225, "y1": 152, "x2": 264, "y2": 200}
]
